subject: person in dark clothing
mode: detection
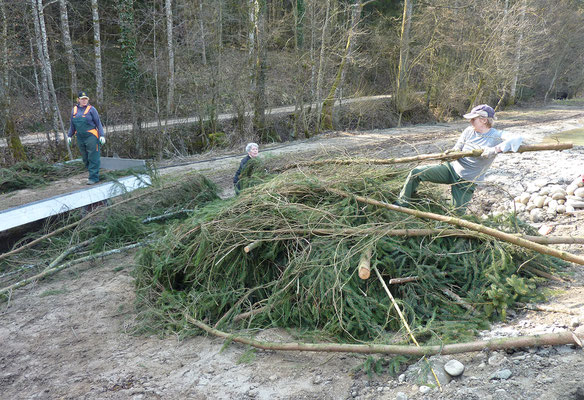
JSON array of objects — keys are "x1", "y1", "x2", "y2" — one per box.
[
  {"x1": 67, "y1": 91, "x2": 106, "y2": 185},
  {"x1": 233, "y1": 142, "x2": 259, "y2": 193}
]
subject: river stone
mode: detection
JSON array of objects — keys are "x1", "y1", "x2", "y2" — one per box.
[
  {"x1": 526, "y1": 203, "x2": 536, "y2": 212},
  {"x1": 519, "y1": 193, "x2": 530, "y2": 204},
  {"x1": 548, "y1": 199, "x2": 559, "y2": 211},
  {"x1": 419, "y1": 385, "x2": 431, "y2": 394},
  {"x1": 558, "y1": 199, "x2": 565, "y2": 205},
  {"x1": 396, "y1": 392, "x2": 408, "y2": 400},
  {"x1": 557, "y1": 205, "x2": 567, "y2": 214},
  {"x1": 566, "y1": 205, "x2": 576, "y2": 213},
  {"x1": 575, "y1": 188, "x2": 584, "y2": 198},
  {"x1": 544, "y1": 196, "x2": 552, "y2": 206},
  {"x1": 530, "y1": 208, "x2": 545, "y2": 222},
  {"x1": 566, "y1": 199, "x2": 584, "y2": 208},
  {"x1": 551, "y1": 191, "x2": 566, "y2": 200},
  {"x1": 444, "y1": 360, "x2": 465, "y2": 377},
  {"x1": 490, "y1": 369, "x2": 513, "y2": 380},
  {"x1": 533, "y1": 195, "x2": 546, "y2": 208},
  {"x1": 539, "y1": 186, "x2": 551, "y2": 196},
  {"x1": 567, "y1": 184, "x2": 578, "y2": 196}
]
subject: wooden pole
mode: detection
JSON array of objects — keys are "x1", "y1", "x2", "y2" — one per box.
[
  {"x1": 185, "y1": 314, "x2": 584, "y2": 356},
  {"x1": 279, "y1": 143, "x2": 573, "y2": 171},
  {"x1": 328, "y1": 188, "x2": 584, "y2": 266}
]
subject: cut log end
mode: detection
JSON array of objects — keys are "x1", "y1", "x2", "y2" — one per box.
[{"x1": 358, "y1": 267, "x2": 370, "y2": 280}]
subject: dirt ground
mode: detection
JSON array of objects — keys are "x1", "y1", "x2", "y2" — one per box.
[{"x1": 1, "y1": 103, "x2": 584, "y2": 400}]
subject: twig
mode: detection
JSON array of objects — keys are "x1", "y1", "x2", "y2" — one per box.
[
  {"x1": 389, "y1": 276, "x2": 419, "y2": 284},
  {"x1": 184, "y1": 314, "x2": 584, "y2": 356}
]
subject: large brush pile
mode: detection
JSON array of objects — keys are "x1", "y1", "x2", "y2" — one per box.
[{"x1": 135, "y1": 163, "x2": 563, "y2": 344}]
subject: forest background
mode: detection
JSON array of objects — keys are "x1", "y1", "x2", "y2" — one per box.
[{"x1": 1, "y1": 0, "x2": 583, "y2": 166}]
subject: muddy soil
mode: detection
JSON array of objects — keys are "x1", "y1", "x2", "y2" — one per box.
[{"x1": 1, "y1": 103, "x2": 583, "y2": 400}]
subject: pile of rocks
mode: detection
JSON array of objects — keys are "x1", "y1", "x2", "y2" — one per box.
[{"x1": 509, "y1": 175, "x2": 584, "y2": 222}]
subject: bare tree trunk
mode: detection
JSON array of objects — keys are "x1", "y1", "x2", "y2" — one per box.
[
  {"x1": 198, "y1": 0, "x2": 207, "y2": 65},
  {"x1": 321, "y1": 1, "x2": 361, "y2": 130},
  {"x1": 396, "y1": 0, "x2": 413, "y2": 127},
  {"x1": 165, "y1": 0, "x2": 175, "y2": 115},
  {"x1": 29, "y1": 0, "x2": 51, "y2": 141},
  {"x1": 91, "y1": 0, "x2": 104, "y2": 105},
  {"x1": 252, "y1": 0, "x2": 267, "y2": 139},
  {"x1": 314, "y1": 0, "x2": 330, "y2": 133},
  {"x1": 509, "y1": 0, "x2": 526, "y2": 103},
  {"x1": 248, "y1": 0, "x2": 255, "y2": 61},
  {"x1": 58, "y1": 0, "x2": 77, "y2": 99},
  {"x1": 33, "y1": 0, "x2": 64, "y2": 146},
  {"x1": 28, "y1": 38, "x2": 44, "y2": 115}
]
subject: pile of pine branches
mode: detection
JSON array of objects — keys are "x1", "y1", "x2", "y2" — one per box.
[{"x1": 135, "y1": 162, "x2": 567, "y2": 344}]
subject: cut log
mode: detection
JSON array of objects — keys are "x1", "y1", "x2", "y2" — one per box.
[{"x1": 358, "y1": 246, "x2": 373, "y2": 279}]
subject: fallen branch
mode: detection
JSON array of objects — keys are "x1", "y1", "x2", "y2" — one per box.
[
  {"x1": 43, "y1": 238, "x2": 96, "y2": 271},
  {"x1": 328, "y1": 188, "x2": 584, "y2": 266},
  {"x1": 0, "y1": 242, "x2": 146, "y2": 296},
  {"x1": 184, "y1": 314, "x2": 584, "y2": 356},
  {"x1": 142, "y1": 209, "x2": 194, "y2": 224},
  {"x1": 279, "y1": 143, "x2": 573, "y2": 171},
  {"x1": 251, "y1": 227, "x2": 584, "y2": 245}
]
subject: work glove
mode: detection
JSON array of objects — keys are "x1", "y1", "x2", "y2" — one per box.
[
  {"x1": 67, "y1": 137, "x2": 72, "y2": 146},
  {"x1": 99, "y1": 137, "x2": 106, "y2": 145},
  {"x1": 481, "y1": 146, "x2": 498, "y2": 158}
]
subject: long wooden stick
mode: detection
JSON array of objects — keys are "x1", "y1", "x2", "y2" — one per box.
[
  {"x1": 242, "y1": 226, "x2": 584, "y2": 245},
  {"x1": 184, "y1": 314, "x2": 584, "y2": 356},
  {"x1": 328, "y1": 188, "x2": 584, "y2": 266},
  {"x1": 279, "y1": 143, "x2": 573, "y2": 171}
]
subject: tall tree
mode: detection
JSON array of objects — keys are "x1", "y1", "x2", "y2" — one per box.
[
  {"x1": 165, "y1": 0, "x2": 175, "y2": 115},
  {"x1": 251, "y1": 0, "x2": 267, "y2": 138},
  {"x1": 321, "y1": 0, "x2": 362, "y2": 130},
  {"x1": 395, "y1": 0, "x2": 413, "y2": 127},
  {"x1": 119, "y1": 0, "x2": 140, "y2": 137},
  {"x1": 1, "y1": 0, "x2": 25, "y2": 161},
  {"x1": 58, "y1": 0, "x2": 77, "y2": 99},
  {"x1": 91, "y1": 0, "x2": 104, "y2": 105}
]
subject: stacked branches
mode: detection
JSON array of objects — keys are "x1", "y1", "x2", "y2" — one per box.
[{"x1": 136, "y1": 164, "x2": 564, "y2": 344}]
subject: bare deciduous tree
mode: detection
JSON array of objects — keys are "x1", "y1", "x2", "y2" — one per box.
[
  {"x1": 91, "y1": 0, "x2": 104, "y2": 105},
  {"x1": 58, "y1": 0, "x2": 77, "y2": 99}
]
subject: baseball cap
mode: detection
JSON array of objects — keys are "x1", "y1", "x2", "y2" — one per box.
[
  {"x1": 78, "y1": 91, "x2": 89, "y2": 99},
  {"x1": 463, "y1": 104, "x2": 495, "y2": 119}
]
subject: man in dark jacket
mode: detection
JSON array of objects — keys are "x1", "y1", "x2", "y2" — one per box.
[{"x1": 233, "y1": 142, "x2": 259, "y2": 193}]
